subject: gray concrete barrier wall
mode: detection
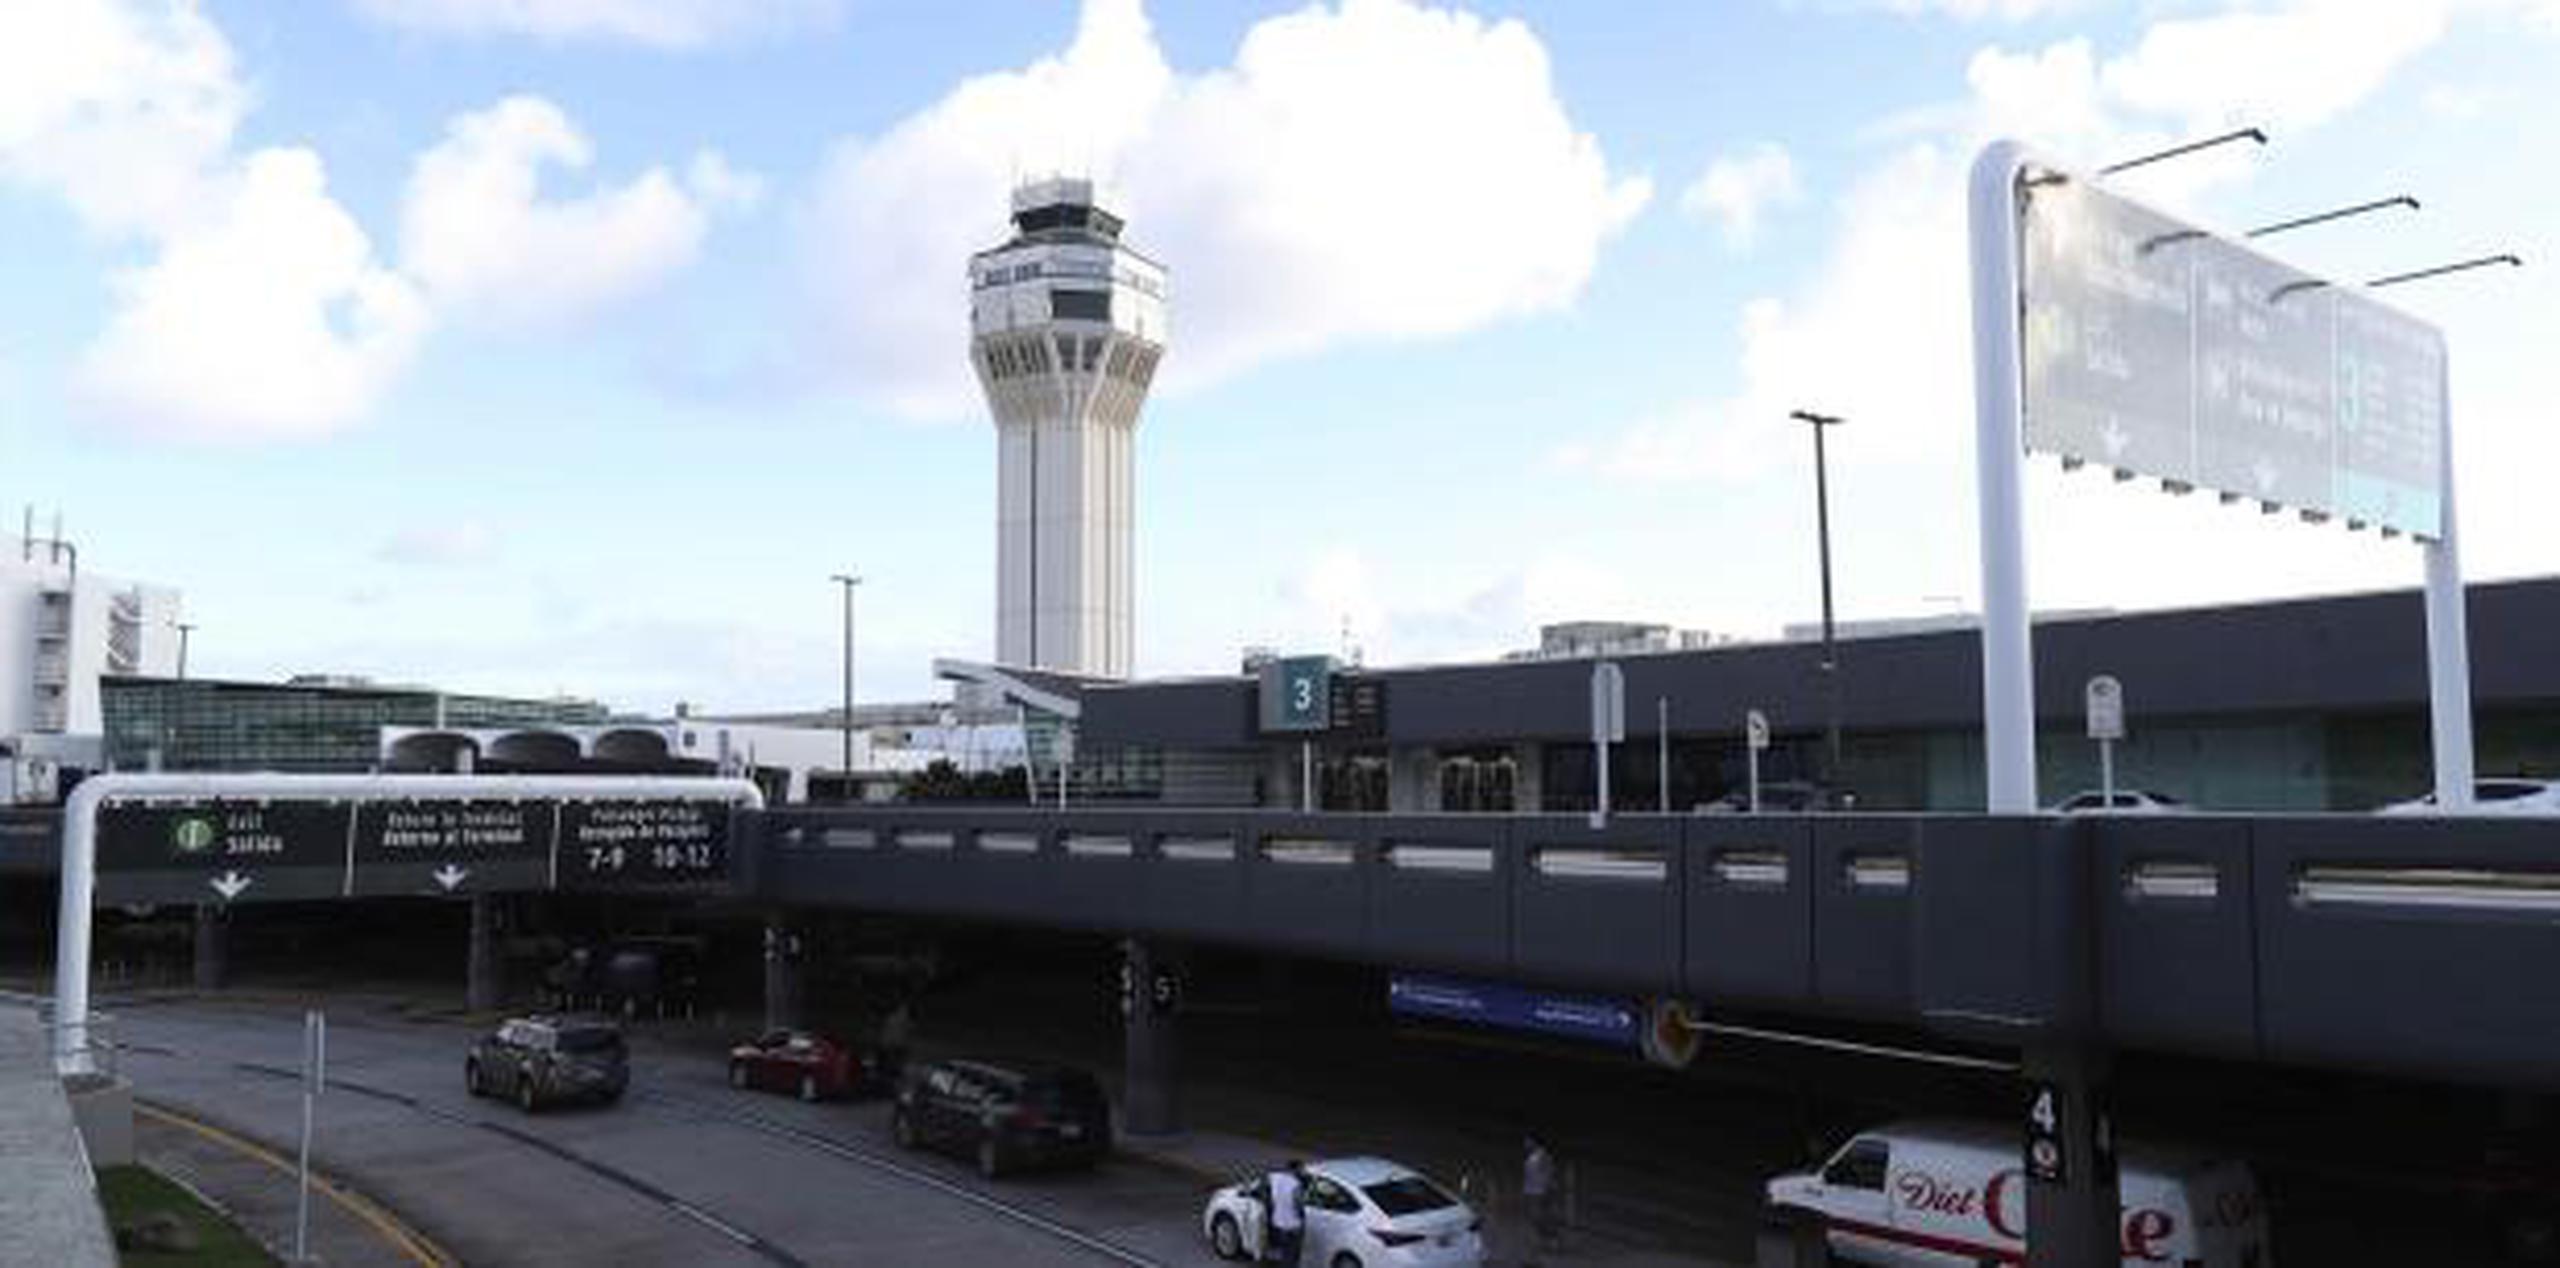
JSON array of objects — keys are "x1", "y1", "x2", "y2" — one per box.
[{"x1": 758, "y1": 806, "x2": 2560, "y2": 1091}]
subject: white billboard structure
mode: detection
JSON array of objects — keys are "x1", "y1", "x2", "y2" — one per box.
[{"x1": 1968, "y1": 140, "x2": 2470, "y2": 812}]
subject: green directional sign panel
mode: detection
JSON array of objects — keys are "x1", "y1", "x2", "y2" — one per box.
[
  {"x1": 351, "y1": 800, "x2": 555, "y2": 897},
  {"x1": 1259, "y1": 655, "x2": 1334, "y2": 734},
  {"x1": 556, "y1": 799, "x2": 733, "y2": 889},
  {"x1": 96, "y1": 801, "x2": 352, "y2": 906},
  {"x1": 91, "y1": 793, "x2": 740, "y2": 905}
]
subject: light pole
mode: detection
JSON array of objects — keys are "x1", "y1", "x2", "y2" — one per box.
[
  {"x1": 829, "y1": 574, "x2": 862, "y2": 783},
  {"x1": 173, "y1": 621, "x2": 196, "y2": 680},
  {"x1": 1790, "y1": 409, "x2": 1847, "y2": 791}
]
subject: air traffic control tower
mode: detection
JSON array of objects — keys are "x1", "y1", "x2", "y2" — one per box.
[{"x1": 970, "y1": 178, "x2": 1167, "y2": 679}]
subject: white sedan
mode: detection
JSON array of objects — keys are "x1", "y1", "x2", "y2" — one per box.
[
  {"x1": 2051, "y1": 789, "x2": 2190, "y2": 814},
  {"x1": 1203, "y1": 1157, "x2": 1485, "y2": 1268},
  {"x1": 2377, "y1": 777, "x2": 2560, "y2": 816}
]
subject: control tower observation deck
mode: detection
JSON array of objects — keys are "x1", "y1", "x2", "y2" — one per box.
[{"x1": 969, "y1": 178, "x2": 1167, "y2": 680}]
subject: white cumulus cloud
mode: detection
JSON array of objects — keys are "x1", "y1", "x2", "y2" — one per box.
[
  {"x1": 351, "y1": 0, "x2": 836, "y2": 48},
  {"x1": 803, "y1": 0, "x2": 1651, "y2": 417},
  {"x1": 399, "y1": 95, "x2": 754, "y2": 332},
  {"x1": 4, "y1": 0, "x2": 427, "y2": 439},
  {"x1": 379, "y1": 519, "x2": 500, "y2": 566},
  {"x1": 0, "y1": 0, "x2": 243, "y2": 237},
  {"x1": 1681, "y1": 143, "x2": 1801, "y2": 250},
  {"x1": 1871, "y1": 0, "x2": 2084, "y2": 20},
  {"x1": 73, "y1": 148, "x2": 431, "y2": 440}
]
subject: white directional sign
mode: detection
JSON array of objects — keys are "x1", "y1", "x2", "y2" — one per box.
[
  {"x1": 1591, "y1": 662, "x2": 1627, "y2": 744},
  {"x1": 2084, "y1": 675, "x2": 2125, "y2": 741},
  {"x1": 1745, "y1": 709, "x2": 1771, "y2": 752},
  {"x1": 2020, "y1": 176, "x2": 2445, "y2": 538}
]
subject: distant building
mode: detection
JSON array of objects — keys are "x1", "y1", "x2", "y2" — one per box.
[
  {"x1": 103, "y1": 675, "x2": 605, "y2": 774},
  {"x1": 1072, "y1": 578, "x2": 2560, "y2": 814},
  {"x1": 1512, "y1": 621, "x2": 1721, "y2": 661},
  {"x1": 1, "y1": 524, "x2": 183, "y2": 802},
  {"x1": 970, "y1": 177, "x2": 1168, "y2": 679}
]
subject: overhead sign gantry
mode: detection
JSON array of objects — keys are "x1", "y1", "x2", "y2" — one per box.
[
  {"x1": 51, "y1": 773, "x2": 763, "y2": 1071},
  {"x1": 1969, "y1": 138, "x2": 2473, "y2": 813}
]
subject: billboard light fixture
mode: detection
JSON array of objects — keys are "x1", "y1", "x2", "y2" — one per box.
[
  {"x1": 2246, "y1": 195, "x2": 2420, "y2": 240},
  {"x1": 2100, "y1": 126, "x2": 2268, "y2": 177},
  {"x1": 2060, "y1": 455, "x2": 2087, "y2": 472},
  {"x1": 2217, "y1": 491, "x2": 2242, "y2": 506},
  {"x1": 2369, "y1": 253, "x2": 2523, "y2": 290},
  {"x1": 2162, "y1": 479, "x2": 2195, "y2": 496},
  {"x1": 2112, "y1": 467, "x2": 2136, "y2": 483},
  {"x1": 2259, "y1": 501, "x2": 2283, "y2": 515},
  {"x1": 2301, "y1": 509, "x2": 2331, "y2": 526},
  {"x1": 2140, "y1": 228, "x2": 2208, "y2": 256}
]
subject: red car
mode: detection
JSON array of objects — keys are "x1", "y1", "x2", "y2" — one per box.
[{"x1": 728, "y1": 1030, "x2": 867, "y2": 1101}]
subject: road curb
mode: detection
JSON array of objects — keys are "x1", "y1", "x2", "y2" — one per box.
[{"x1": 133, "y1": 1097, "x2": 459, "y2": 1267}]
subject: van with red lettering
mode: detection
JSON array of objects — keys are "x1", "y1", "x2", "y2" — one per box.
[{"x1": 1765, "y1": 1120, "x2": 2271, "y2": 1266}]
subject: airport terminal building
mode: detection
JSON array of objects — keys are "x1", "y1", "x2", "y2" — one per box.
[{"x1": 1067, "y1": 577, "x2": 2560, "y2": 813}]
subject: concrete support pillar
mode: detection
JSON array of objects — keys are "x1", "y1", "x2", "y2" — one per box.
[
  {"x1": 1387, "y1": 747, "x2": 1437, "y2": 813},
  {"x1": 2022, "y1": 1044, "x2": 2119, "y2": 1268},
  {"x1": 1121, "y1": 937, "x2": 1180, "y2": 1137},
  {"x1": 190, "y1": 904, "x2": 226, "y2": 991},
  {"x1": 467, "y1": 895, "x2": 502, "y2": 1013},
  {"x1": 762, "y1": 916, "x2": 803, "y2": 1033},
  {"x1": 1513, "y1": 743, "x2": 1545, "y2": 812}
]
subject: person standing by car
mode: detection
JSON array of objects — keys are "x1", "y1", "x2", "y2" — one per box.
[
  {"x1": 1523, "y1": 1135, "x2": 1561, "y2": 1256},
  {"x1": 878, "y1": 997, "x2": 914, "y2": 1083},
  {"x1": 1262, "y1": 1158, "x2": 1306, "y2": 1266}
]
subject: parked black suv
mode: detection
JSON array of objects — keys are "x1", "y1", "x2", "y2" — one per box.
[
  {"x1": 467, "y1": 1016, "x2": 628, "y2": 1111},
  {"x1": 891, "y1": 1058, "x2": 1111, "y2": 1178}
]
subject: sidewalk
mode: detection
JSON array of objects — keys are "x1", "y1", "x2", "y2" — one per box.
[
  {"x1": 134, "y1": 1099, "x2": 454, "y2": 1267},
  {"x1": 0, "y1": 1005, "x2": 116, "y2": 1268}
]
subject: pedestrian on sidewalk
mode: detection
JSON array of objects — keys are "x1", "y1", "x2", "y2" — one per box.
[
  {"x1": 1263, "y1": 1158, "x2": 1307, "y2": 1266},
  {"x1": 1523, "y1": 1134, "x2": 1562, "y2": 1256},
  {"x1": 878, "y1": 997, "x2": 914, "y2": 1085}
]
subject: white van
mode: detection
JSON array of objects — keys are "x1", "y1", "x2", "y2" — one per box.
[{"x1": 1766, "y1": 1120, "x2": 2271, "y2": 1267}]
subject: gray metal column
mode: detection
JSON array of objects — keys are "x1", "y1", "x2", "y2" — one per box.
[
  {"x1": 190, "y1": 904, "x2": 226, "y2": 991},
  {"x1": 1122, "y1": 937, "x2": 1180, "y2": 1137},
  {"x1": 2022, "y1": 1044, "x2": 2118, "y2": 1268},
  {"x1": 467, "y1": 895, "x2": 502, "y2": 1013},
  {"x1": 762, "y1": 917, "x2": 803, "y2": 1033}
]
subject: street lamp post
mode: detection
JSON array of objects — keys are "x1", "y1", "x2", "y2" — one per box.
[
  {"x1": 1790, "y1": 409, "x2": 1847, "y2": 791},
  {"x1": 829, "y1": 574, "x2": 862, "y2": 786},
  {"x1": 173, "y1": 621, "x2": 196, "y2": 680}
]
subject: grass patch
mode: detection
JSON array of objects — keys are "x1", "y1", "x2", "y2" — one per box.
[{"x1": 95, "y1": 1165, "x2": 278, "y2": 1267}]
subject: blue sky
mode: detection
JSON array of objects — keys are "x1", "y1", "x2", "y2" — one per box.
[{"x1": 3, "y1": 0, "x2": 2554, "y2": 714}]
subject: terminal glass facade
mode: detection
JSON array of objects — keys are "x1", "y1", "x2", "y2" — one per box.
[{"x1": 102, "y1": 678, "x2": 608, "y2": 773}]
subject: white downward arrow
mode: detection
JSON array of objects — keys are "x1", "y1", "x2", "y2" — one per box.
[
  {"x1": 2100, "y1": 419, "x2": 2130, "y2": 459},
  {"x1": 210, "y1": 871, "x2": 252, "y2": 901},
  {"x1": 432, "y1": 863, "x2": 469, "y2": 893}
]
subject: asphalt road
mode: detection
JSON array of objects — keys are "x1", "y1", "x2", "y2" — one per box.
[{"x1": 112, "y1": 998, "x2": 1225, "y2": 1268}]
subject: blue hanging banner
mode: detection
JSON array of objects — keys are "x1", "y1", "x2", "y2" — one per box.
[{"x1": 1387, "y1": 974, "x2": 1639, "y2": 1050}]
